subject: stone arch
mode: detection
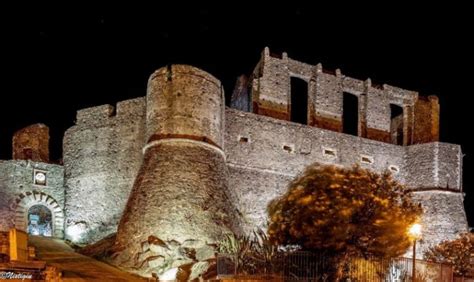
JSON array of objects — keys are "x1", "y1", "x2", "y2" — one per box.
[{"x1": 13, "y1": 191, "x2": 64, "y2": 238}]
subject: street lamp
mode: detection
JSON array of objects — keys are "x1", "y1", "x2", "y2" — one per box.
[{"x1": 408, "y1": 223, "x2": 422, "y2": 282}]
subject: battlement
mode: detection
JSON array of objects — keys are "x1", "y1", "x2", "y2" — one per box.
[
  {"x1": 235, "y1": 47, "x2": 439, "y2": 146},
  {"x1": 75, "y1": 97, "x2": 146, "y2": 127}
]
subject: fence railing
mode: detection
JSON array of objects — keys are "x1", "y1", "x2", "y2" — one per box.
[{"x1": 217, "y1": 251, "x2": 454, "y2": 281}]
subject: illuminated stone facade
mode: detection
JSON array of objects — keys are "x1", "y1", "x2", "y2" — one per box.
[
  {"x1": 0, "y1": 48, "x2": 468, "y2": 270},
  {"x1": 0, "y1": 161, "x2": 65, "y2": 239}
]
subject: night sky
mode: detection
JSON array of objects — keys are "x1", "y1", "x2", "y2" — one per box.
[{"x1": 1, "y1": 4, "x2": 472, "y2": 225}]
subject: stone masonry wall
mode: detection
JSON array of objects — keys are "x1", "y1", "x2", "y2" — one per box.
[
  {"x1": 114, "y1": 65, "x2": 239, "y2": 276},
  {"x1": 246, "y1": 47, "x2": 423, "y2": 146},
  {"x1": 251, "y1": 50, "x2": 291, "y2": 120},
  {"x1": 225, "y1": 108, "x2": 464, "y2": 241},
  {"x1": 0, "y1": 49, "x2": 464, "y2": 265},
  {"x1": 56, "y1": 52, "x2": 465, "y2": 254},
  {"x1": 0, "y1": 160, "x2": 64, "y2": 237},
  {"x1": 405, "y1": 142, "x2": 463, "y2": 190},
  {"x1": 60, "y1": 97, "x2": 464, "y2": 246},
  {"x1": 226, "y1": 108, "x2": 405, "y2": 185},
  {"x1": 411, "y1": 191, "x2": 468, "y2": 257},
  {"x1": 413, "y1": 96, "x2": 440, "y2": 144},
  {"x1": 12, "y1": 124, "x2": 50, "y2": 163},
  {"x1": 63, "y1": 97, "x2": 145, "y2": 243},
  {"x1": 145, "y1": 65, "x2": 226, "y2": 148}
]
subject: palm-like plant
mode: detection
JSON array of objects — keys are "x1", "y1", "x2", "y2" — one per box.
[{"x1": 217, "y1": 229, "x2": 283, "y2": 276}]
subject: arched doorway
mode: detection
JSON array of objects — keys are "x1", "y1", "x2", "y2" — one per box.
[
  {"x1": 27, "y1": 205, "x2": 52, "y2": 237},
  {"x1": 13, "y1": 191, "x2": 64, "y2": 238}
]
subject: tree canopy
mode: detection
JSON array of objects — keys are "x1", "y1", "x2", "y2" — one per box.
[
  {"x1": 267, "y1": 164, "x2": 422, "y2": 258},
  {"x1": 425, "y1": 232, "x2": 474, "y2": 276}
]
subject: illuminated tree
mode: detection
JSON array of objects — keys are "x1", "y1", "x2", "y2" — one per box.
[
  {"x1": 425, "y1": 233, "x2": 474, "y2": 276},
  {"x1": 268, "y1": 164, "x2": 422, "y2": 259}
]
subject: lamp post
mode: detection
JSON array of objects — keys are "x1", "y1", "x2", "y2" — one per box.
[{"x1": 408, "y1": 223, "x2": 422, "y2": 282}]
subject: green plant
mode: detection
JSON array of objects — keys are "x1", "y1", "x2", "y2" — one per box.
[
  {"x1": 218, "y1": 233, "x2": 254, "y2": 274},
  {"x1": 217, "y1": 229, "x2": 281, "y2": 275}
]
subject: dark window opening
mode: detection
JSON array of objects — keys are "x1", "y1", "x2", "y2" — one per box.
[
  {"x1": 390, "y1": 104, "x2": 404, "y2": 145},
  {"x1": 283, "y1": 145, "x2": 293, "y2": 152},
  {"x1": 28, "y1": 205, "x2": 52, "y2": 237},
  {"x1": 361, "y1": 156, "x2": 373, "y2": 164},
  {"x1": 324, "y1": 148, "x2": 336, "y2": 157},
  {"x1": 239, "y1": 137, "x2": 249, "y2": 143},
  {"x1": 343, "y1": 92, "x2": 359, "y2": 136},
  {"x1": 290, "y1": 77, "x2": 308, "y2": 124}
]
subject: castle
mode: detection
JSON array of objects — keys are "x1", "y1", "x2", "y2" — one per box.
[{"x1": 0, "y1": 47, "x2": 468, "y2": 272}]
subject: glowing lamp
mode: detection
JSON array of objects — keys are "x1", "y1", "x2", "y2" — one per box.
[
  {"x1": 408, "y1": 223, "x2": 422, "y2": 239},
  {"x1": 408, "y1": 223, "x2": 422, "y2": 282}
]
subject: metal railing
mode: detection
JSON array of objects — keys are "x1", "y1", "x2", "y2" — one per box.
[{"x1": 217, "y1": 251, "x2": 454, "y2": 281}]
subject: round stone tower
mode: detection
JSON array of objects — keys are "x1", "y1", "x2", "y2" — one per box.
[{"x1": 114, "y1": 65, "x2": 238, "y2": 276}]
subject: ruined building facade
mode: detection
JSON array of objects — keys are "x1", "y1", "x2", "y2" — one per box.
[{"x1": 0, "y1": 48, "x2": 468, "y2": 262}]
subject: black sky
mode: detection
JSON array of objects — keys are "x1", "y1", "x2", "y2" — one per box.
[{"x1": 1, "y1": 4, "x2": 472, "y2": 225}]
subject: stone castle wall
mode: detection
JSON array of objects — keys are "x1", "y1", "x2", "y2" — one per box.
[
  {"x1": 59, "y1": 99, "x2": 465, "y2": 245},
  {"x1": 224, "y1": 108, "x2": 465, "y2": 236},
  {"x1": 0, "y1": 49, "x2": 466, "y2": 258},
  {"x1": 0, "y1": 160, "x2": 64, "y2": 237},
  {"x1": 405, "y1": 142, "x2": 463, "y2": 190},
  {"x1": 412, "y1": 191, "x2": 468, "y2": 257},
  {"x1": 63, "y1": 97, "x2": 146, "y2": 243},
  {"x1": 114, "y1": 65, "x2": 239, "y2": 273},
  {"x1": 250, "y1": 47, "x2": 439, "y2": 145}
]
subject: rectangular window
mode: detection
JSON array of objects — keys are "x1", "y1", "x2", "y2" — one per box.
[
  {"x1": 343, "y1": 92, "x2": 359, "y2": 136},
  {"x1": 360, "y1": 155, "x2": 374, "y2": 164},
  {"x1": 390, "y1": 104, "x2": 404, "y2": 145},
  {"x1": 323, "y1": 147, "x2": 337, "y2": 158},
  {"x1": 290, "y1": 77, "x2": 308, "y2": 125},
  {"x1": 283, "y1": 145, "x2": 293, "y2": 153}
]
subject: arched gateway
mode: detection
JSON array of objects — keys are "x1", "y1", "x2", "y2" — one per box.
[{"x1": 13, "y1": 191, "x2": 64, "y2": 238}]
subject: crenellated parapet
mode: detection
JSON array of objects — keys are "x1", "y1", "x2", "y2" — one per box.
[
  {"x1": 244, "y1": 47, "x2": 438, "y2": 146},
  {"x1": 63, "y1": 97, "x2": 146, "y2": 243},
  {"x1": 75, "y1": 97, "x2": 146, "y2": 128}
]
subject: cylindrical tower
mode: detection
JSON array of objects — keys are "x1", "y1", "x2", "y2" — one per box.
[{"x1": 114, "y1": 65, "x2": 238, "y2": 276}]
